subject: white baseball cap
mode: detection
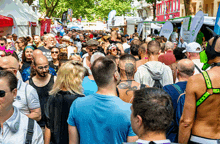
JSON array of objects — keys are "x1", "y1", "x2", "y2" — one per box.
[
  {"x1": 182, "y1": 42, "x2": 202, "y2": 53},
  {"x1": 62, "y1": 35, "x2": 70, "y2": 42}
]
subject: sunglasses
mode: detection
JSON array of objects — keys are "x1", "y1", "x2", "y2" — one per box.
[
  {"x1": 71, "y1": 53, "x2": 80, "y2": 56},
  {"x1": 0, "y1": 55, "x2": 5, "y2": 57},
  {"x1": 51, "y1": 51, "x2": 59, "y2": 54},
  {"x1": 0, "y1": 43, "x2": 4, "y2": 46},
  {"x1": 89, "y1": 48, "x2": 98, "y2": 52},
  {"x1": 0, "y1": 90, "x2": 5, "y2": 97},
  {"x1": 37, "y1": 65, "x2": 49, "y2": 70},
  {"x1": 111, "y1": 48, "x2": 117, "y2": 52}
]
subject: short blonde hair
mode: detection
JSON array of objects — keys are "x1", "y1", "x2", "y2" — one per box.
[{"x1": 49, "y1": 60, "x2": 85, "y2": 95}]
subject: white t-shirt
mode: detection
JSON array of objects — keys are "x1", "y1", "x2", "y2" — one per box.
[
  {"x1": 123, "y1": 43, "x2": 130, "y2": 51},
  {"x1": 171, "y1": 32, "x2": 178, "y2": 42},
  {"x1": 67, "y1": 46, "x2": 75, "y2": 59},
  {"x1": 13, "y1": 80, "x2": 41, "y2": 115},
  {"x1": 192, "y1": 59, "x2": 205, "y2": 75},
  {"x1": 83, "y1": 55, "x2": 92, "y2": 75},
  {"x1": 136, "y1": 139, "x2": 171, "y2": 144}
]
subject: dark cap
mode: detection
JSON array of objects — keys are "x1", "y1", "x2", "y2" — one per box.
[{"x1": 86, "y1": 39, "x2": 99, "y2": 46}]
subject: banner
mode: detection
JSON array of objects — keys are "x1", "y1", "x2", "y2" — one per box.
[
  {"x1": 189, "y1": 11, "x2": 204, "y2": 42},
  {"x1": 180, "y1": 17, "x2": 191, "y2": 43},
  {"x1": 107, "y1": 10, "x2": 116, "y2": 28},
  {"x1": 214, "y1": 4, "x2": 220, "y2": 35},
  {"x1": 159, "y1": 21, "x2": 173, "y2": 40},
  {"x1": 137, "y1": 23, "x2": 144, "y2": 36},
  {"x1": 67, "y1": 9, "x2": 73, "y2": 22}
]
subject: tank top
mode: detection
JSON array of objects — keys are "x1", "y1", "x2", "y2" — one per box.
[{"x1": 29, "y1": 75, "x2": 54, "y2": 127}]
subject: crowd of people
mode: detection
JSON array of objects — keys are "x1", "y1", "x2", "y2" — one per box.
[{"x1": 0, "y1": 27, "x2": 219, "y2": 144}]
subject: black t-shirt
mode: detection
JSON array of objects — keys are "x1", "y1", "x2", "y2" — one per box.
[
  {"x1": 45, "y1": 91, "x2": 84, "y2": 144},
  {"x1": 38, "y1": 46, "x2": 52, "y2": 61},
  {"x1": 29, "y1": 75, "x2": 54, "y2": 127},
  {"x1": 20, "y1": 61, "x2": 32, "y2": 74},
  {"x1": 49, "y1": 61, "x2": 59, "y2": 73}
]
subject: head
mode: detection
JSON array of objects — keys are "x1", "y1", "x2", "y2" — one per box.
[
  {"x1": 0, "y1": 56, "x2": 19, "y2": 76},
  {"x1": 51, "y1": 47, "x2": 60, "y2": 60},
  {"x1": 12, "y1": 34, "x2": 18, "y2": 41},
  {"x1": 68, "y1": 31, "x2": 73, "y2": 38},
  {"x1": 43, "y1": 34, "x2": 55, "y2": 49},
  {"x1": 34, "y1": 35, "x2": 41, "y2": 45},
  {"x1": 173, "y1": 48, "x2": 185, "y2": 61},
  {"x1": 7, "y1": 39, "x2": 12, "y2": 48},
  {"x1": 57, "y1": 32, "x2": 60, "y2": 36},
  {"x1": 22, "y1": 46, "x2": 34, "y2": 63},
  {"x1": 0, "y1": 38, "x2": 7, "y2": 47},
  {"x1": 69, "y1": 53, "x2": 82, "y2": 62},
  {"x1": 107, "y1": 44, "x2": 119, "y2": 56},
  {"x1": 33, "y1": 49, "x2": 43, "y2": 59},
  {"x1": 121, "y1": 37, "x2": 127, "y2": 43},
  {"x1": 138, "y1": 43, "x2": 148, "y2": 58},
  {"x1": 59, "y1": 44, "x2": 68, "y2": 54},
  {"x1": 49, "y1": 61, "x2": 85, "y2": 95},
  {"x1": 145, "y1": 37, "x2": 152, "y2": 44},
  {"x1": 131, "y1": 88, "x2": 173, "y2": 136},
  {"x1": 176, "y1": 59, "x2": 195, "y2": 79},
  {"x1": 165, "y1": 41, "x2": 175, "y2": 51},
  {"x1": 17, "y1": 37, "x2": 28, "y2": 50},
  {"x1": 180, "y1": 37, "x2": 184, "y2": 43},
  {"x1": 184, "y1": 42, "x2": 202, "y2": 60},
  {"x1": 90, "y1": 52, "x2": 105, "y2": 67},
  {"x1": 91, "y1": 57, "x2": 120, "y2": 88},
  {"x1": 26, "y1": 36, "x2": 33, "y2": 45},
  {"x1": 33, "y1": 55, "x2": 49, "y2": 77},
  {"x1": 6, "y1": 34, "x2": 12, "y2": 40},
  {"x1": 62, "y1": 36, "x2": 71, "y2": 46},
  {"x1": 0, "y1": 70, "x2": 18, "y2": 113},
  {"x1": 119, "y1": 54, "x2": 136, "y2": 79},
  {"x1": 86, "y1": 40, "x2": 99, "y2": 56},
  {"x1": 147, "y1": 40, "x2": 161, "y2": 57}
]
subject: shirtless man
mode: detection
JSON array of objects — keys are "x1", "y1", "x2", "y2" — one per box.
[
  {"x1": 179, "y1": 36, "x2": 220, "y2": 143},
  {"x1": 136, "y1": 43, "x2": 148, "y2": 68},
  {"x1": 117, "y1": 54, "x2": 147, "y2": 103}
]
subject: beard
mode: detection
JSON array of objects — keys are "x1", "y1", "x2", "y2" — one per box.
[{"x1": 36, "y1": 69, "x2": 49, "y2": 77}]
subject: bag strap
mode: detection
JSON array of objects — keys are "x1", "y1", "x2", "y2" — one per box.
[
  {"x1": 25, "y1": 118, "x2": 35, "y2": 144},
  {"x1": 172, "y1": 84, "x2": 183, "y2": 95},
  {"x1": 116, "y1": 87, "x2": 120, "y2": 97},
  {"x1": 195, "y1": 64, "x2": 202, "y2": 73},
  {"x1": 25, "y1": 83, "x2": 30, "y2": 112},
  {"x1": 140, "y1": 84, "x2": 146, "y2": 89}
]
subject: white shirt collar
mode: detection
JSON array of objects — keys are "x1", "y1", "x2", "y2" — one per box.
[
  {"x1": 4, "y1": 107, "x2": 20, "y2": 133},
  {"x1": 136, "y1": 139, "x2": 171, "y2": 144}
]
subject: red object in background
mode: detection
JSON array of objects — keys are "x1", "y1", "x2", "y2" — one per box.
[
  {"x1": 89, "y1": 34, "x2": 93, "y2": 39},
  {"x1": 40, "y1": 19, "x2": 52, "y2": 36},
  {"x1": 0, "y1": 15, "x2": 13, "y2": 27},
  {"x1": 29, "y1": 22, "x2": 37, "y2": 27}
]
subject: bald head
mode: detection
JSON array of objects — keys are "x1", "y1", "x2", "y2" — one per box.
[
  {"x1": 177, "y1": 59, "x2": 195, "y2": 77},
  {"x1": 0, "y1": 56, "x2": 19, "y2": 75},
  {"x1": 33, "y1": 49, "x2": 43, "y2": 59},
  {"x1": 34, "y1": 55, "x2": 48, "y2": 66}
]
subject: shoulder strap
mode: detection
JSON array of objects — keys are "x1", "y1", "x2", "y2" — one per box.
[
  {"x1": 172, "y1": 84, "x2": 183, "y2": 95},
  {"x1": 25, "y1": 118, "x2": 35, "y2": 144},
  {"x1": 177, "y1": 92, "x2": 185, "y2": 103},
  {"x1": 116, "y1": 87, "x2": 119, "y2": 97},
  {"x1": 202, "y1": 71, "x2": 212, "y2": 89},
  {"x1": 25, "y1": 83, "x2": 30, "y2": 112},
  {"x1": 195, "y1": 64, "x2": 202, "y2": 73},
  {"x1": 140, "y1": 84, "x2": 146, "y2": 89}
]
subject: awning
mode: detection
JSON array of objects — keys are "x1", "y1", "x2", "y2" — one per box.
[
  {"x1": 0, "y1": 15, "x2": 13, "y2": 27},
  {"x1": 29, "y1": 22, "x2": 37, "y2": 27}
]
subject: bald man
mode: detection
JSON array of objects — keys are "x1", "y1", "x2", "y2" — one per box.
[
  {"x1": 0, "y1": 56, "x2": 41, "y2": 121},
  {"x1": 179, "y1": 37, "x2": 220, "y2": 143},
  {"x1": 27, "y1": 55, "x2": 56, "y2": 130},
  {"x1": 117, "y1": 54, "x2": 148, "y2": 103},
  {"x1": 163, "y1": 59, "x2": 195, "y2": 142}
]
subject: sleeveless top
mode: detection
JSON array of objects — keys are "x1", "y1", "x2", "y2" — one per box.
[{"x1": 29, "y1": 75, "x2": 54, "y2": 127}]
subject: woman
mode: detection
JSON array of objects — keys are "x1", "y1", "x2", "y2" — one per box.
[
  {"x1": 15, "y1": 37, "x2": 28, "y2": 62},
  {"x1": 44, "y1": 60, "x2": 86, "y2": 144},
  {"x1": 107, "y1": 43, "x2": 121, "y2": 56},
  {"x1": 49, "y1": 47, "x2": 60, "y2": 72},
  {"x1": 20, "y1": 45, "x2": 34, "y2": 73}
]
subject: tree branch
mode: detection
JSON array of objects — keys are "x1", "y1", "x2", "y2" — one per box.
[{"x1": 44, "y1": 0, "x2": 48, "y2": 9}]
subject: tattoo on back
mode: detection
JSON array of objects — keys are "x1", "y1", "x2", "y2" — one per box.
[{"x1": 118, "y1": 80, "x2": 138, "y2": 95}]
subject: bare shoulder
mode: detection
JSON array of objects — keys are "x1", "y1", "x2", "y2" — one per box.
[
  {"x1": 25, "y1": 80, "x2": 29, "y2": 84},
  {"x1": 54, "y1": 76, "x2": 57, "y2": 82}
]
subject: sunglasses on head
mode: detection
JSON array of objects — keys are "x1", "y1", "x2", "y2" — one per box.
[
  {"x1": 0, "y1": 90, "x2": 5, "y2": 97},
  {"x1": 51, "y1": 51, "x2": 59, "y2": 54}
]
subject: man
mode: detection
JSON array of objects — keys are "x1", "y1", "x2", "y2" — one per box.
[
  {"x1": 178, "y1": 37, "x2": 187, "y2": 48},
  {"x1": 12, "y1": 33, "x2": 18, "y2": 44},
  {"x1": 22, "y1": 49, "x2": 56, "y2": 82},
  {"x1": 0, "y1": 70, "x2": 43, "y2": 143},
  {"x1": 159, "y1": 41, "x2": 176, "y2": 65},
  {"x1": 163, "y1": 59, "x2": 195, "y2": 142},
  {"x1": 34, "y1": 35, "x2": 43, "y2": 48},
  {"x1": 68, "y1": 57, "x2": 137, "y2": 144},
  {"x1": 27, "y1": 55, "x2": 56, "y2": 129},
  {"x1": 171, "y1": 28, "x2": 179, "y2": 43},
  {"x1": 55, "y1": 32, "x2": 61, "y2": 43},
  {"x1": 38, "y1": 34, "x2": 56, "y2": 61},
  {"x1": 128, "y1": 87, "x2": 173, "y2": 144},
  {"x1": 196, "y1": 30, "x2": 205, "y2": 45},
  {"x1": 183, "y1": 42, "x2": 204, "y2": 75},
  {"x1": 62, "y1": 35, "x2": 75, "y2": 58},
  {"x1": 82, "y1": 52, "x2": 105, "y2": 96},
  {"x1": 83, "y1": 39, "x2": 99, "y2": 75},
  {"x1": 0, "y1": 37, "x2": 7, "y2": 47},
  {"x1": 122, "y1": 37, "x2": 130, "y2": 52},
  {"x1": 179, "y1": 37, "x2": 220, "y2": 143},
  {"x1": 0, "y1": 56, "x2": 41, "y2": 121},
  {"x1": 134, "y1": 40, "x2": 173, "y2": 87},
  {"x1": 117, "y1": 54, "x2": 147, "y2": 103},
  {"x1": 136, "y1": 43, "x2": 148, "y2": 68}
]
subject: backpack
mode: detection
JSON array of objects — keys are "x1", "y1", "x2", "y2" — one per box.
[
  {"x1": 25, "y1": 118, "x2": 35, "y2": 144},
  {"x1": 152, "y1": 79, "x2": 163, "y2": 89}
]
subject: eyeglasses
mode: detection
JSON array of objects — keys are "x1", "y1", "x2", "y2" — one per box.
[
  {"x1": 51, "y1": 51, "x2": 59, "y2": 54},
  {"x1": 0, "y1": 90, "x2": 5, "y2": 97},
  {"x1": 37, "y1": 65, "x2": 49, "y2": 70}
]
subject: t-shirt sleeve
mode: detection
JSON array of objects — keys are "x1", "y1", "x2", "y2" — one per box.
[
  {"x1": 134, "y1": 70, "x2": 141, "y2": 83},
  {"x1": 27, "y1": 86, "x2": 41, "y2": 110},
  {"x1": 67, "y1": 100, "x2": 77, "y2": 126}
]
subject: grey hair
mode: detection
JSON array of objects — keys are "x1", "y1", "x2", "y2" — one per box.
[
  {"x1": 165, "y1": 41, "x2": 174, "y2": 51},
  {"x1": 90, "y1": 52, "x2": 105, "y2": 65},
  {"x1": 177, "y1": 60, "x2": 195, "y2": 77}
]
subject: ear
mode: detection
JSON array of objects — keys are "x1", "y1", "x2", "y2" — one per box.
[
  {"x1": 12, "y1": 88, "x2": 17, "y2": 98},
  {"x1": 136, "y1": 115, "x2": 143, "y2": 127},
  {"x1": 113, "y1": 70, "x2": 120, "y2": 80},
  {"x1": 13, "y1": 70, "x2": 17, "y2": 76}
]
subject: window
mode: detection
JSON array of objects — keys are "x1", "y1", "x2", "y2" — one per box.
[
  {"x1": 170, "y1": 2, "x2": 172, "y2": 12},
  {"x1": 173, "y1": 0, "x2": 175, "y2": 12},
  {"x1": 176, "y1": 0, "x2": 178, "y2": 11}
]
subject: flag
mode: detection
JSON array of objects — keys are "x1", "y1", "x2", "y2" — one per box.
[{"x1": 214, "y1": 4, "x2": 220, "y2": 35}]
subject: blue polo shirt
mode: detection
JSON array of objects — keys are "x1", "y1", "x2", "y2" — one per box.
[
  {"x1": 82, "y1": 76, "x2": 98, "y2": 96},
  {"x1": 67, "y1": 93, "x2": 136, "y2": 144}
]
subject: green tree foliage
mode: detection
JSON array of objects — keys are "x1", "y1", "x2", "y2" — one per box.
[{"x1": 39, "y1": 0, "x2": 132, "y2": 21}]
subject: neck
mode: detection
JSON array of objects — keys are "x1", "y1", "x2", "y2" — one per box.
[
  {"x1": 148, "y1": 55, "x2": 159, "y2": 62},
  {"x1": 139, "y1": 131, "x2": 166, "y2": 142},
  {"x1": 44, "y1": 45, "x2": 50, "y2": 50},
  {"x1": 87, "y1": 55, "x2": 91, "y2": 61},
  {"x1": 96, "y1": 84, "x2": 117, "y2": 96},
  {"x1": 141, "y1": 55, "x2": 148, "y2": 59},
  {"x1": 36, "y1": 73, "x2": 50, "y2": 81},
  {"x1": 134, "y1": 56, "x2": 139, "y2": 59},
  {"x1": 0, "y1": 106, "x2": 14, "y2": 127},
  {"x1": 177, "y1": 76, "x2": 189, "y2": 82},
  {"x1": 53, "y1": 59, "x2": 59, "y2": 64},
  {"x1": 21, "y1": 46, "x2": 25, "y2": 50}
]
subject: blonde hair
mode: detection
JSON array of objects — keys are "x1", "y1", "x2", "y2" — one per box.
[{"x1": 49, "y1": 60, "x2": 85, "y2": 95}]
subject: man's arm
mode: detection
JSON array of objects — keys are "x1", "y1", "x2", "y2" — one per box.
[
  {"x1": 178, "y1": 77, "x2": 196, "y2": 143},
  {"x1": 26, "y1": 108, "x2": 41, "y2": 121},
  {"x1": 69, "y1": 125, "x2": 79, "y2": 144},
  {"x1": 127, "y1": 136, "x2": 138, "y2": 142}
]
